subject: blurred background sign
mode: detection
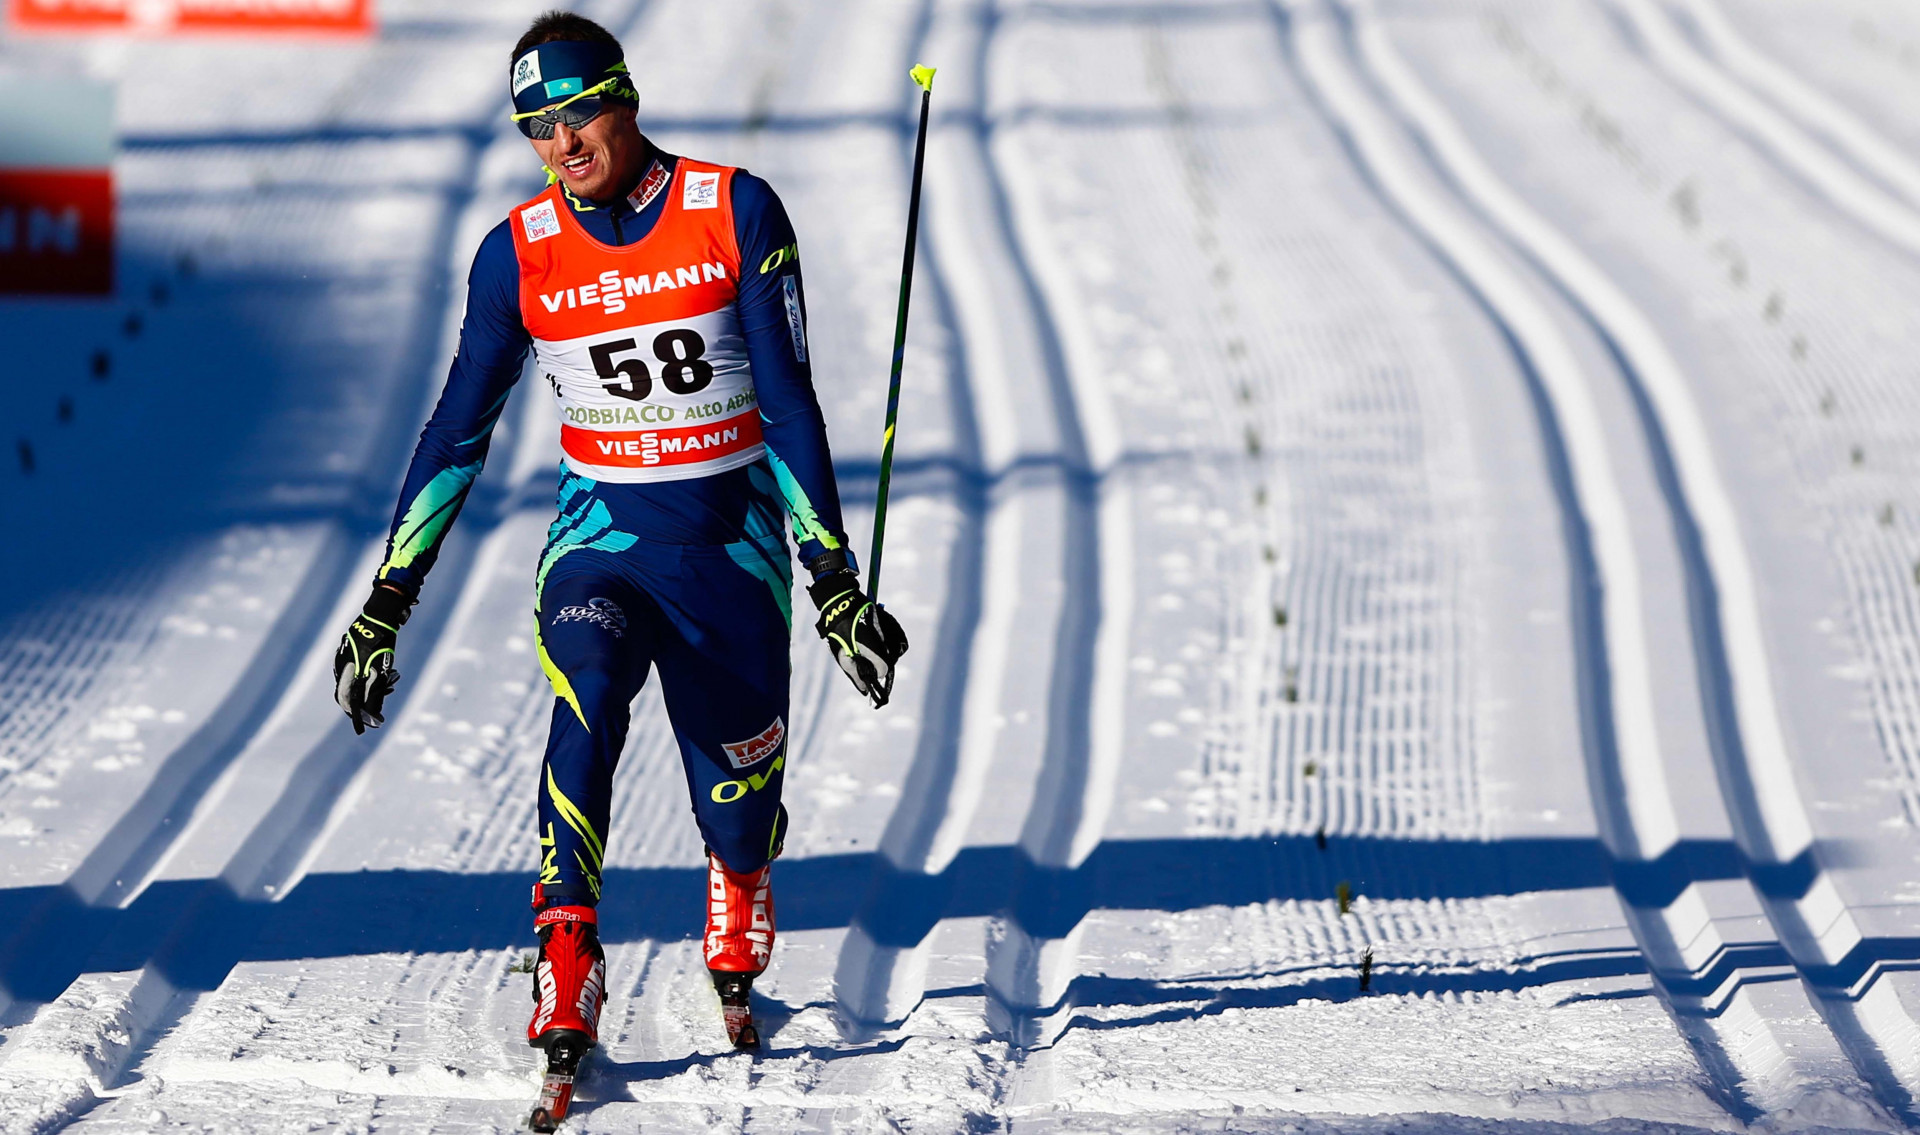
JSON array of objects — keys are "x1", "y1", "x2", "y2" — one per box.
[
  {"x1": 8, "y1": 0, "x2": 372, "y2": 35},
  {"x1": 0, "y1": 73, "x2": 114, "y2": 295}
]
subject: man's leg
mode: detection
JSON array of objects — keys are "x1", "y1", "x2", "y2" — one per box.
[
  {"x1": 650, "y1": 539, "x2": 792, "y2": 878},
  {"x1": 649, "y1": 537, "x2": 792, "y2": 1048},
  {"x1": 527, "y1": 557, "x2": 652, "y2": 1050},
  {"x1": 535, "y1": 561, "x2": 654, "y2": 907}
]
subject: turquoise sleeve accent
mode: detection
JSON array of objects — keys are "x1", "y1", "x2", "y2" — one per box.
[
  {"x1": 380, "y1": 460, "x2": 485, "y2": 578},
  {"x1": 764, "y1": 447, "x2": 842, "y2": 552}
]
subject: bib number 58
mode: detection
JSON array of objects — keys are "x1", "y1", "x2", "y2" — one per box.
[{"x1": 591, "y1": 329, "x2": 714, "y2": 400}]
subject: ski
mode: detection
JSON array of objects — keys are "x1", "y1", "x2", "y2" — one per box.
[
  {"x1": 527, "y1": 1030, "x2": 591, "y2": 1132},
  {"x1": 713, "y1": 971, "x2": 760, "y2": 1050}
]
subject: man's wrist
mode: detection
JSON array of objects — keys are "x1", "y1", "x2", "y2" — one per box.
[
  {"x1": 802, "y1": 546, "x2": 856, "y2": 582},
  {"x1": 363, "y1": 581, "x2": 413, "y2": 628}
]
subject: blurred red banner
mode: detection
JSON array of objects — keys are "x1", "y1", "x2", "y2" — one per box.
[
  {"x1": 9, "y1": 0, "x2": 373, "y2": 34},
  {"x1": 0, "y1": 171, "x2": 115, "y2": 295}
]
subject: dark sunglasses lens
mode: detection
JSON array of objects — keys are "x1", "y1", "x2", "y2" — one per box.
[
  {"x1": 517, "y1": 96, "x2": 607, "y2": 141},
  {"x1": 551, "y1": 97, "x2": 605, "y2": 128}
]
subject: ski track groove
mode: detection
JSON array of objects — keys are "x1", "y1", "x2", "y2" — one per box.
[
  {"x1": 1323, "y1": 0, "x2": 1920, "y2": 1122},
  {"x1": 1611, "y1": 0, "x2": 1920, "y2": 258},
  {"x1": 1276, "y1": 0, "x2": 1753, "y2": 1116},
  {"x1": 1129, "y1": 1, "x2": 1453, "y2": 1021},
  {"x1": 1671, "y1": 0, "x2": 1920, "y2": 214},
  {"x1": 989, "y1": 2, "x2": 1563, "y2": 1114},
  {"x1": 1376, "y1": 0, "x2": 1920, "y2": 1115},
  {"x1": 825, "y1": 0, "x2": 1000, "y2": 1036},
  {"x1": 1270, "y1": 0, "x2": 1917, "y2": 1125},
  {"x1": 825, "y1": 0, "x2": 1130, "y2": 1053},
  {"x1": 1603, "y1": 0, "x2": 1920, "y2": 1105},
  {"x1": 970, "y1": 0, "x2": 1131, "y2": 1052},
  {"x1": 987, "y1": 0, "x2": 1517, "y2": 1107},
  {"x1": 1629, "y1": 0, "x2": 1920, "y2": 833},
  {"x1": 1125, "y1": 11, "x2": 1481, "y2": 847}
]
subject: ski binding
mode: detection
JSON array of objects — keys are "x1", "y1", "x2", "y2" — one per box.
[
  {"x1": 713, "y1": 971, "x2": 760, "y2": 1050},
  {"x1": 528, "y1": 1029, "x2": 591, "y2": 1132}
]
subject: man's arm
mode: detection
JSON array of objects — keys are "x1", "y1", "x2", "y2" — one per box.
[
  {"x1": 731, "y1": 171, "x2": 853, "y2": 575},
  {"x1": 376, "y1": 220, "x2": 532, "y2": 599},
  {"x1": 731, "y1": 172, "x2": 908, "y2": 708},
  {"x1": 335, "y1": 219, "x2": 529, "y2": 734}
]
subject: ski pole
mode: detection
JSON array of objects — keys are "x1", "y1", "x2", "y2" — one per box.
[{"x1": 866, "y1": 63, "x2": 936, "y2": 603}]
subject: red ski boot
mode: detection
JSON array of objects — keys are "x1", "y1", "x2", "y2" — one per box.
[
  {"x1": 704, "y1": 850, "x2": 774, "y2": 1049},
  {"x1": 527, "y1": 904, "x2": 605, "y2": 1132}
]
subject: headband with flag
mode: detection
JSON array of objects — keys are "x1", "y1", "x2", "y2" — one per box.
[{"x1": 510, "y1": 39, "x2": 636, "y2": 116}]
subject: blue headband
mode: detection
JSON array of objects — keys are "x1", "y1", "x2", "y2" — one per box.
[{"x1": 509, "y1": 40, "x2": 635, "y2": 116}]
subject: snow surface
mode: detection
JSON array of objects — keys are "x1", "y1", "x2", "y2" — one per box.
[{"x1": 4, "y1": 0, "x2": 1920, "y2": 1130}]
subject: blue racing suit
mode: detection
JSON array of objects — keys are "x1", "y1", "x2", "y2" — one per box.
[{"x1": 374, "y1": 145, "x2": 847, "y2": 905}]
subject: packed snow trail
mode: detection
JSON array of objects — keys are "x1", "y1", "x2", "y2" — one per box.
[
  {"x1": 1279, "y1": 0, "x2": 1891, "y2": 1123},
  {"x1": 8, "y1": 0, "x2": 1920, "y2": 1131},
  {"x1": 1381, "y1": 0, "x2": 1920, "y2": 1116}
]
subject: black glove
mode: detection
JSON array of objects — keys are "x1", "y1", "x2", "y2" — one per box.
[
  {"x1": 808, "y1": 571, "x2": 908, "y2": 708},
  {"x1": 333, "y1": 583, "x2": 411, "y2": 734}
]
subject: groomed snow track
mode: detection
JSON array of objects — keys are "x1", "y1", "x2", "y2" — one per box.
[
  {"x1": 1280, "y1": 0, "x2": 1920, "y2": 1123},
  {"x1": 7, "y1": 0, "x2": 1920, "y2": 1130}
]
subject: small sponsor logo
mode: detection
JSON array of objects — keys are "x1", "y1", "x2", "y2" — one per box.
[
  {"x1": 521, "y1": 199, "x2": 561, "y2": 243},
  {"x1": 628, "y1": 160, "x2": 670, "y2": 214},
  {"x1": 710, "y1": 749, "x2": 784, "y2": 802},
  {"x1": 553, "y1": 597, "x2": 626, "y2": 637},
  {"x1": 512, "y1": 52, "x2": 543, "y2": 96},
  {"x1": 782, "y1": 275, "x2": 808, "y2": 363},
  {"x1": 723, "y1": 716, "x2": 786, "y2": 770},
  {"x1": 543, "y1": 77, "x2": 582, "y2": 99},
  {"x1": 579, "y1": 957, "x2": 606, "y2": 1031},
  {"x1": 758, "y1": 243, "x2": 797, "y2": 274},
  {"x1": 683, "y1": 170, "x2": 720, "y2": 210}
]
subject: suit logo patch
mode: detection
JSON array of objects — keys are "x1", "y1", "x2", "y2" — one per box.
[
  {"x1": 782, "y1": 275, "x2": 808, "y2": 363},
  {"x1": 683, "y1": 170, "x2": 720, "y2": 210},
  {"x1": 522, "y1": 199, "x2": 561, "y2": 243},
  {"x1": 723, "y1": 716, "x2": 785, "y2": 769},
  {"x1": 553, "y1": 597, "x2": 626, "y2": 637},
  {"x1": 628, "y1": 160, "x2": 671, "y2": 215},
  {"x1": 511, "y1": 52, "x2": 543, "y2": 96}
]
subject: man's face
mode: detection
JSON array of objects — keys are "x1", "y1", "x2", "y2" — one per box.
[{"x1": 530, "y1": 102, "x2": 643, "y2": 202}]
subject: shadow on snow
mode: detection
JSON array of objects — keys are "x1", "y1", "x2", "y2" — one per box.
[{"x1": 3, "y1": 831, "x2": 1909, "y2": 1022}]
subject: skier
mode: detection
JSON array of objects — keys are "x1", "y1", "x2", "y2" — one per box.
[{"x1": 330, "y1": 8, "x2": 907, "y2": 1118}]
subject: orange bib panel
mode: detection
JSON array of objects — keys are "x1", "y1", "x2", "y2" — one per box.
[{"x1": 512, "y1": 160, "x2": 762, "y2": 483}]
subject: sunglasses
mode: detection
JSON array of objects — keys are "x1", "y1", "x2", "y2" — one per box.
[{"x1": 511, "y1": 77, "x2": 620, "y2": 140}]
